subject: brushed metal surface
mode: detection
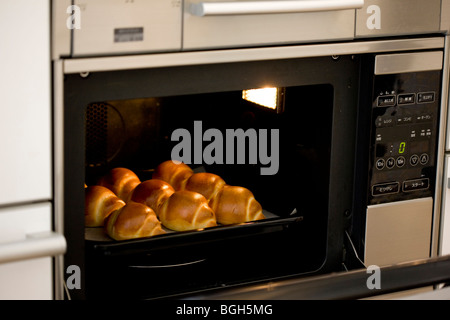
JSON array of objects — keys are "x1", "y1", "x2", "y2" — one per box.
[
  {"x1": 53, "y1": 60, "x2": 66, "y2": 300},
  {"x1": 440, "y1": 156, "x2": 450, "y2": 256},
  {"x1": 434, "y1": 36, "x2": 450, "y2": 258},
  {"x1": 184, "y1": 0, "x2": 355, "y2": 50},
  {"x1": 355, "y1": 0, "x2": 441, "y2": 37},
  {"x1": 374, "y1": 51, "x2": 443, "y2": 75},
  {"x1": 189, "y1": 0, "x2": 364, "y2": 16},
  {"x1": 63, "y1": 37, "x2": 445, "y2": 74},
  {"x1": 52, "y1": 0, "x2": 71, "y2": 59},
  {"x1": 365, "y1": 198, "x2": 433, "y2": 267},
  {"x1": 72, "y1": 0, "x2": 182, "y2": 56},
  {"x1": 441, "y1": 0, "x2": 450, "y2": 33}
]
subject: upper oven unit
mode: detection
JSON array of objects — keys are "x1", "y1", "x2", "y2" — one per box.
[{"x1": 53, "y1": 0, "x2": 446, "y2": 58}]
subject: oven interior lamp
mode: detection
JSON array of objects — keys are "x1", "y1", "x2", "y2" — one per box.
[{"x1": 242, "y1": 87, "x2": 278, "y2": 110}]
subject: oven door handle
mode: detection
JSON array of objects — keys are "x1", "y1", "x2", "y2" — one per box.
[
  {"x1": 190, "y1": 0, "x2": 364, "y2": 16},
  {"x1": 0, "y1": 231, "x2": 66, "y2": 264}
]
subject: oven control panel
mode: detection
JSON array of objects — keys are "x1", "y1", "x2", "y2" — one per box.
[{"x1": 368, "y1": 71, "x2": 441, "y2": 205}]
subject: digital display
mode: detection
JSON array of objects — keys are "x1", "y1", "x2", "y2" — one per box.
[
  {"x1": 386, "y1": 140, "x2": 429, "y2": 156},
  {"x1": 392, "y1": 141, "x2": 407, "y2": 156},
  {"x1": 398, "y1": 142, "x2": 406, "y2": 154}
]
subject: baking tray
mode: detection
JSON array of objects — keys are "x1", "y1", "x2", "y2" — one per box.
[{"x1": 86, "y1": 210, "x2": 303, "y2": 257}]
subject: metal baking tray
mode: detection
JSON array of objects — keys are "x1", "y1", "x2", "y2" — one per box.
[{"x1": 85, "y1": 211, "x2": 303, "y2": 257}]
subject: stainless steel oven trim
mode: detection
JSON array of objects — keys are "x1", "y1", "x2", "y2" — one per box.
[
  {"x1": 63, "y1": 37, "x2": 445, "y2": 74},
  {"x1": 189, "y1": 0, "x2": 364, "y2": 16},
  {"x1": 53, "y1": 59, "x2": 65, "y2": 300},
  {"x1": 435, "y1": 35, "x2": 450, "y2": 257},
  {"x1": 374, "y1": 51, "x2": 443, "y2": 75}
]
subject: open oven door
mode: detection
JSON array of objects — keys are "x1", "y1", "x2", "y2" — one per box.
[{"x1": 180, "y1": 255, "x2": 450, "y2": 300}]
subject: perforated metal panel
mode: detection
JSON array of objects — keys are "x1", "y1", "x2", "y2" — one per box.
[{"x1": 86, "y1": 103, "x2": 108, "y2": 167}]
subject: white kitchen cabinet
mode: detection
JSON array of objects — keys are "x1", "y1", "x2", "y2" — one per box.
[
  {"x1": 0, "y1": 0, "x2": 66, "y2": 300},
  {"x1": 0, "y1": 0, "x2": 52, "y2": 206},
  {"x1": 0, "y1": 202, "x2": 65, "y2": 300}
]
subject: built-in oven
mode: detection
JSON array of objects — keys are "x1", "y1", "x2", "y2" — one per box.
[{"x1": 52, "y1": 0, "x2": 450, "y2": 300}]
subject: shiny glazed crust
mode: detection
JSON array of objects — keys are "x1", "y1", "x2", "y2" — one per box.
[
  {"x1": 184, "y1": 172, "x2": 226, "y2": 205},
  {"x1": 97, "y1": 167, "x2": 141, "y2": 201},
  {"x1": 85, "y1": 185, "x2": 126, "y2": 227},
  {"x1": 152, "y1": 160, "x2": 194, "y2": 191},
  {"x1": 210, "y1": 185, "x2": 265, "y2": 225},
  {"x1": 104, "y1": 202, "x2": 166, "y2": 240},
  {"x1": 158, "y1": 190, "x2": 217, "y2": 231},
  {"x1": 129, "y1": 179, "x2": 175, "y2": 216}
]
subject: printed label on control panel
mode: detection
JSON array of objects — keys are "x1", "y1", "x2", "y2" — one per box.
[
  {"x1": 372, "y1": 182, "x2": 400, "y2": 196},
  {"x1": 417, "y1": 92, "x2": 435, "y2": 104},
  {"x1": 114, "y1": 27, "x2": 144, "y2": 43},
  {"x1": 403, "y1": 178, "x2": 429, "y2": 192}
]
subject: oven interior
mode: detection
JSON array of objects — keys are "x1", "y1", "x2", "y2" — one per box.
[
  {"x1": 84, "y1": 85, "x2": 334, "y2": 299},
  {"x1": 63, "y1": 55, "x2": 360, "y2": 299}
]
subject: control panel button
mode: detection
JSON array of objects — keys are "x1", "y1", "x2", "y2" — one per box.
[
  {"x1": 397, "y1": 93, "x2": 415, "y2": 105},
  {"x1": 375, "y1": 116, "x2": 395, "y2": 128},
  {"x1": 372, "y1": 182, "x2": 400, "y2": 196},
  {"x1": 416, "y1": 114, "x2": 433, "y2": 123},
  {"x1": 396, "y1": 116, "x2": 413, "y2": 125},
  {"x1": 410, "y1": 154, "x2": 419, "y2": 166},
  {"x1": 419, "y1": 153, "x2": 429, "y2": 165},
  {"x1": 377, "y1": 95, "x2": 396, "y2": 107},
  {"x1": 386, "y1": 157, "x2": 395, "y2": 169},
  {"x1": 403, "y1": 178, "x2": 429, "y2": 192},
  {"x1": 396, "y1": 156, "x2": 406, "y2": 168},
  {"x1": 375, "y1": 158, "x2": 385, "y2": 170},
  {"x1": 417, "y1": 92, "x2": 435, "y2": 104}
]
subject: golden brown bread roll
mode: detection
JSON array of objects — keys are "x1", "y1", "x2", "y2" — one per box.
[
  {"x1": 152, "y1": 160, "x2": 193, "y2": 191},
  {"x1": 158, "y1": 190, "x2": 217, "y2": 231},
  {"x1": 210, "y1": 185, "x2": 265, "y2": 225},
  {"x1": 97, "y1": 167, "x2": 141, "y2": 202},
  {"x1": 85, "y1": 186, "x2": 126, "y2": 227},
  {"x1": 184, "y1": 172, "x2": 226, "y2": 205},
  {"x1": 104, "y1": 202, "x2": 165, "y2": 241},
  {"x1": 129, "y1": 179, "x2": 175, "y2": 216}
]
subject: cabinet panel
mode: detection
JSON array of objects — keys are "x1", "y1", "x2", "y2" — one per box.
[
  {"x1": 0, "y1": 0, "x2": 51, "y2": 205},
  {"x1": 0, "y1": 202, "x2": 54, "y2": 299},
  {"x1": 0, "y1": 258, "x2": 52, "y2": 300},
  {"x1": 184, "y1": 0, "x2": 356, "y2": 50}
]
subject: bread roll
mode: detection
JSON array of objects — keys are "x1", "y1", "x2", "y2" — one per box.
[
  {"x1": 152, "y1": 160, "x2": 193, "y2": 191},
  {"x1": 158, "y1": 190, "x2": 217, "y2": 231},
  {"x1": 184, "y1": 172, "x2": 226, "y2": 205},
  {"x1": 97, "y1": 167, "x2": 141, "y2": 201},
  {"x1": 210, "y1": 185, "x2": 265, "y2": 225},
  {"x1": 85, "y1": 186, "x2": 126, "y2": 227},
  {"x1": 104, "y1": 202, "x2": 165, "y2": 241},
  {"x1": 129, "y1": 179, "x2": 175, "y2": 216}
]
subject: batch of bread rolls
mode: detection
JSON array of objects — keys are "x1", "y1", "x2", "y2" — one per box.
[{"x1": 85, "y1": 160, "x2": 265, "y2": 241}]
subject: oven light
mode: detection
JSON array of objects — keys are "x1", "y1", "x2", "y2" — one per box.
[{"x1": 242, "y1": 87, "x2": 278, "y2": 110}]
